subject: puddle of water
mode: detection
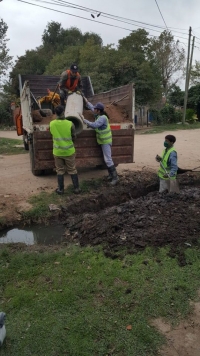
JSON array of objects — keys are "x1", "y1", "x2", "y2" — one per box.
[{"x1": 0, "y1": 225, "x2": 66, "y2": 245}]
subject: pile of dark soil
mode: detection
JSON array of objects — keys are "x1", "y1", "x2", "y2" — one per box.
[{"x1": 59, "y1": 171, "x2": 200, "y2": 265}]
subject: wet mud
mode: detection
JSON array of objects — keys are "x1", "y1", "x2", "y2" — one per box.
[
  {"x1": 1, "y1": 170, "x2": 200, "y2": 265},
  {"x1": 57, "y1": 171, "x2": 200, "y2": 265}
]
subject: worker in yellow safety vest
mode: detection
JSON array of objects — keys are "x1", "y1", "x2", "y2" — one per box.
[
  {"x1": 82, "y1": 100, "x2": 119, "y2": 186},
  {"x1": 49, "y1": 105, "x2": 81, "y2": 195},
  {"x1": 156, "y1": 134, "x2": 178, "y2": 193}
]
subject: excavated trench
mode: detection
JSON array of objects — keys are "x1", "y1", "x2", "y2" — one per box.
[
  {"x1": 1, "y1": 171, "x2": 200, "y2": 266},
  {"x1": 55, "y1": 171, "x2": 200, "y2": 266}
]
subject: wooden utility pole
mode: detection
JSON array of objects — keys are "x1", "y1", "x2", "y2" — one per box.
[
  {"x1": 182, "y1": 26, "x2": 192, "y2": 124},
  {"x1": 187, "y1": 36, "x2": 195, "y2": 93}
]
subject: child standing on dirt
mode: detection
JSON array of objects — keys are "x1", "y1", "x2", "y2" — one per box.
[{"x1": 156, "y1": 134, "x2": 178, "y2": 193}]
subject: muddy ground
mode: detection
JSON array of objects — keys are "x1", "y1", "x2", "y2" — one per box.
[{"x1": 48, "y1": 170, "x2": 199, "y2": 267}]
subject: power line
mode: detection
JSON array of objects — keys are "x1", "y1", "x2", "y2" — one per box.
[
  {"x1": 17, "y1": 0, "x2": 190, "y2": 43},
  {"x1": 29, "y1": 0, "x2": 189, "y2": 35},
  {"x1": 16, "y1": 0, "x2": 149, "y2": 33},
  {"x1": 154, "y1": 0, "x2": 168, "y2": 29},
  {"x1": 52, "y1": 0, "x2": 189, "y2": 34}
]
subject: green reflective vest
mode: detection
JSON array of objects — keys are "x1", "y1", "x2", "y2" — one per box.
[
  {"x1": 95, "y1": 115, "x2": 112, "y2": 145},
  {"x1": 158, "y1": 147, "x2": 177, "y2": 180},
  {"x1": 50, "y1": 119, "x2": 75, "y2": 157}
]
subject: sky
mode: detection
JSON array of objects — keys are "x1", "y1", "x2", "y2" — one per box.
[{"x1": 1, "y1": 0, "x2": 200, "y2": 76}]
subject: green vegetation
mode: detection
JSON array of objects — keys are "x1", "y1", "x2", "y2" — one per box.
[
  {"x1": 8, "y1": 22, "x2": 185, "y2": 107},
  {"x1": 0, "y1": 245, "x2": 200, "y2": 355},
  {"x1": 0, "y1": 138, "x2": 26, "y2": 155},
  {"x1": 140, "y1": 122, "x2": 200, "y2": 134},
  {"x1": 22, "y1": 178, "x2": 104, "y2": 221}
]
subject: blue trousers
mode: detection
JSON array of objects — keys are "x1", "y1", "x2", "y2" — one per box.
[{"x1": 101, "y1": 144, "x2": 114, "y2": 167}]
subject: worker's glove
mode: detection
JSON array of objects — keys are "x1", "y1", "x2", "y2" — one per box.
[
  {"x1": 155, "y1": 154, "x2": 162, "y2": 162},
  {"x1": 163, "y1": 173, "x2": 169, "y2": 178},
  {"x1": 68, "y1": 90, "x2": 73, "y2": 95},
  {"x1": 76, "y1": 90, "x2": 81, "y2": 95}
]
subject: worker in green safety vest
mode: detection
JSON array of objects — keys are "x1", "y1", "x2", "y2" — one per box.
[
  {"x1": 156, "y1": 134, "x2": 178, "y2": 193},
  {"x1": 50, "y1": 105, "x2": 81, "y2": 195},
  {"x1": 82, "y1": 100, "x2": 119, "y2": 186}
]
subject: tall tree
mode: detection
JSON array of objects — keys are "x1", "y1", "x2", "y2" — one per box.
[
  {"x1": 149, "y1": 31, "x2": 185, "y2": 96},
  {"x1": 115, "y1": 29, "x2": 162, "y2": 105},
  {"x1": 0, "y1": 19, "x2": 13, "y2": 87},
  {"x1": 167, "y1": 84, "x2": 184, "y2": 106},
  {"x1": 190, "y1": 60, "x2": 200, "y2": 85}
]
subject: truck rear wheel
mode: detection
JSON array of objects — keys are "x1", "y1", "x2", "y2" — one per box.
[{"x1": 29, "y1": 141, "x2": 43, "y2": 176}]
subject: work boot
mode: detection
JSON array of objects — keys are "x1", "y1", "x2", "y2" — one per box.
[
  {"x1": 109, "y1": 165, "x2": 119, "y2": 186},
  {"x1": 56, "y1": 175, "x2": 64, "y2": 195},
  {"x1": 70, "y1": 174, "x2": 81, "y2": 194},
  {"x1": 107, "y1": 167, "x2": 112, "y2": 181}
]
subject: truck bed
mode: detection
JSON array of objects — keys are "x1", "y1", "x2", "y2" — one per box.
[{"x1": 20, "y1": 75, "x2": 135, "y2": 173}]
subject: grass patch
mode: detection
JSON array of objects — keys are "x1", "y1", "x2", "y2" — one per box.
[
  {"x1": 0, "y1": 138, "x2": 26, "y2": 155},
  {"x1": 140, "y1": 122, "x2": 200, "y2": 134},
  {"x1": 65, "y1": 177, "x2": 104, "y2": 194},
  {"x1": 21, "y1": 178, "x2": 104, "y2": 221},
  {"x1": 0, "y1": 245, "x2": 200, "y2": 355}
]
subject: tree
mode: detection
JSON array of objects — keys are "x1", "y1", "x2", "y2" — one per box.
[
  {"x1": 10, "y1": 21, "x2": 104, "y2": 95},
  {"x1": 187, "y1": 84, "x2": 200, "y2": 121},
  {"x1": 10, "y1": 47, "x2": 48, "y2": 95},
  {"x1": 42, "y1": 22, "x2": 102, "y2": 54},
  {"x1": 149, "y1": 31, "x2": 185, "y2": 96},
  {"x1": 167, "y1": 85, "x2": 184, "y2": 106},
  {"x1": 45, "y1": 45, "x2": 81, "y2": 75},
  {"x1": 190, "y1": 60, "x2": 200, "y2": 85},
  {"x1": 0, "y1": 19, "x2": 13, "y2": 87},
  {"x1": 114, "y1": 29, "x2": 162, "y2": 105}
]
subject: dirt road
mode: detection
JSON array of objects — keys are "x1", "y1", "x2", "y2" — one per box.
[{"x1": 1, "y1": 129, "x2": 200, "y2": 197}]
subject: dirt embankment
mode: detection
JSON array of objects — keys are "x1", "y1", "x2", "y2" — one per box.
[{"x1": 54, "y1": 171, "x2": 200, "y2": 266}]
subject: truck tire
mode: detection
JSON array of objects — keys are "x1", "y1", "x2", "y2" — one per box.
[
  {"x1": 29, "y1": 141, "x2": 43, "y2": 176},
  {"x1": 23, "y1": 131, "x2": 29, "y2": 151}
]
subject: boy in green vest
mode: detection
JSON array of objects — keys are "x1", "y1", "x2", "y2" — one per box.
[
  {"x1": 156, "y1": 134, "x2": 178, "y2": 193},
  {"x1": 50, "y1": 105, "x2": 81, "y2": 195}
]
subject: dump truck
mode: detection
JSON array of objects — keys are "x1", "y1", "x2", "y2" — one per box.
[{"x1": 15, "y1": 74, "x2": 135, "y2": 176}]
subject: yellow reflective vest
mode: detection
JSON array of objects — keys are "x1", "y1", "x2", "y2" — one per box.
[
  {"x1": 50, "y1": 119, "x2": 75, "y2": 157},
  {"x1": 95, "y1": 115, "x2": 112, "y2": 145},
  {"x1": 158, "y1": 147, "x2": 177, "y2": 180}
]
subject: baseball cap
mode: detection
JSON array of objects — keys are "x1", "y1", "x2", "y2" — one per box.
[
  {"x1": 94, "y1": 102, "x2": 104, "y2": 110},
  {"x1": 70, "y1": 64, "x2": 78, "y2": 72}
]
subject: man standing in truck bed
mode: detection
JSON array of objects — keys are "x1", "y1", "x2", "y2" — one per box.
[{"x1": 59, "y1": 63, "x2": 82, "y2": 107}]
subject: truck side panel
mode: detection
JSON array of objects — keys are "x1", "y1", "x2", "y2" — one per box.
[
  {"x1": 33, "y1": 129, "x2": 134, "y2": 170},
  {"x1": 88, "y1": 84, "x2": 135, "y2": 127}
]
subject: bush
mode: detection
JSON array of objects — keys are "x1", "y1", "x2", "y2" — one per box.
[
  {"x1": 174, "y1": 110, "x2": 182, "y2": 122},
  {"x1": 0, "y1": 104, "x2": 13, "y2": 126},
  {"x1": 149, "y1": 109, "x2": 163, "y2": 125},
  {"x1": 149, "y1": 107, "x2": 185, "y2": 126},
  {"x1": 160, "y1": 105, "x2": 178, "y2": 123},
  {"x1": 185, "y1": 108, "x2": 195, "y2": 123}
]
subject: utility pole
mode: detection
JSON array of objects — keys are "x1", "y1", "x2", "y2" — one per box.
[
  {"x1": 187, "y1": 36, "x2": 195, "y2": 96},
  {"x1": 183, "y1": 26, "x2": 192, "y2": 124}
]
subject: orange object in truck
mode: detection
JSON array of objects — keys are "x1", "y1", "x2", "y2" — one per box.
[{"x1": 15, "y1": 113, "x2": 23, "y2": 136}]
